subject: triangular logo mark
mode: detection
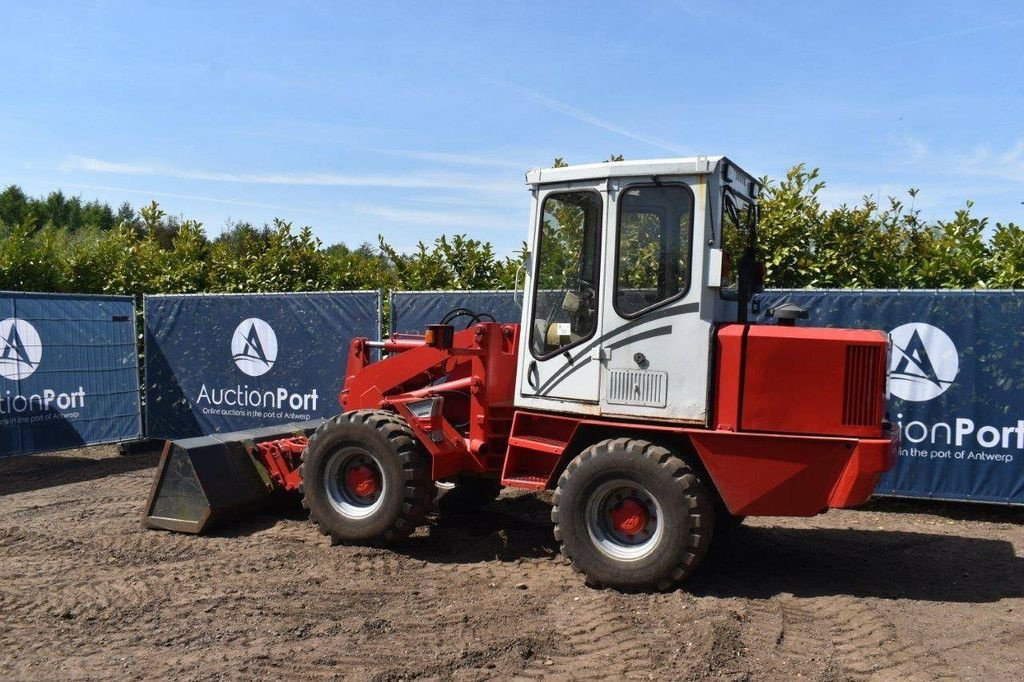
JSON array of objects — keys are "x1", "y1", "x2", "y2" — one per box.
[
  {"x1": 239, "y1": 323, "x2": 269, "y2": 364},
  {"x1": 0, "y1": 325, "x2": 34, "y2": 367},
  {"x1": 892, "y1": 329, "x2": 948, "y2": 389}
]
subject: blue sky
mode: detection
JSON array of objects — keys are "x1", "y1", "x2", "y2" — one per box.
[{"x1": 1, "y1": 1, "x2": 1022, "y2": 254}]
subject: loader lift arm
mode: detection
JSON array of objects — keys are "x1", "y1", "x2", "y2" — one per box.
[{"x1": 341, "y1": 322, "x2": 520, "y2": 480}]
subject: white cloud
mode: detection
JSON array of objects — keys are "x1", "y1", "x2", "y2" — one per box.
[
  {"x1": 362, "y1": 148, "x2": 530, "y2": 170},
  {"x1": 862, "y1": 17, "x2": 1024, "y2": 55},
  {"x1": 65, "y1": 157, "x2": 154, "y2": 175},
  {"x1": 59, "y1": 155, "x2": 514, "y2": 193},
  {"x1": 901, "y1": 136, "x2": 929, "y2": 164},
  {"x1": 957, "y1": 140, "x2": 1024, "y2": 184},
  {"x1": 485, "y1": 79, "x2": 690, "y2": 155},
  {"x1": 353, "y1": 204, "x2": 520, "y2": 231},
  {"x1": 894, "y1": 136, "x2": 1024, "y2": 184},
  {"x1": 61, "y1": 182, "x2": 327, "y2": 215}
]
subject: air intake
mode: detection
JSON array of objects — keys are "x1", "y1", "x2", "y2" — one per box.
[
  {"x1": 842, "y1": 344, "x2": 884, "y2": 427},
  {"x1": 606, "y1": 369, "x2": 668, "y2": 408}
]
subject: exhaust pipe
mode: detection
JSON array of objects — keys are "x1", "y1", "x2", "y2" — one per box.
[{"x1": 143, "y1": 420, "x2": 324, "y2": 534}]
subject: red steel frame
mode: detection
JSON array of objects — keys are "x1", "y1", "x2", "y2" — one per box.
[
  {"x1": 341, "y1": 324, "x2": 518, "y2": 480},
  {"x1": 335, "y1": 322, "x2": 897, "y2": 517},
  {"x1": 254, "y1": 437, "x2": 307, "y2": 492}
]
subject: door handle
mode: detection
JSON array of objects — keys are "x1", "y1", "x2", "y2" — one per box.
[{"x1": 527, "y1": 360, "x2": 539, "y2": 390}]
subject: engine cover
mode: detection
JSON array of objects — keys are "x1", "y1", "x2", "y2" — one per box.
[{"x1": 716, "y1": 324, "x2": 888, "y2": 438}]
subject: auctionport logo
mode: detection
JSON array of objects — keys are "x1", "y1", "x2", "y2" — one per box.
[
  {"x1": 888, "y1": 322, "x2": 958, "y2": 402},
  {"x1": 0, "y1": 318, "x2": 42, "y2": 381},
  {"x1": 231, "y1": 318, "x2": 278, "y2": 377},
  {"x1": 196, "y1": 316, "x2": 315, "y2": 416}
]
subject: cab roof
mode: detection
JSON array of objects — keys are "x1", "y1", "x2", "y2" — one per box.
[{"x1": 525, "y1": 156, "x2": 759, "y2": 195}]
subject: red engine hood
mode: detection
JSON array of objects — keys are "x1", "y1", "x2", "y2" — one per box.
[{"x1": 715, "y1": 324, "x2": 888, "y2": 439}]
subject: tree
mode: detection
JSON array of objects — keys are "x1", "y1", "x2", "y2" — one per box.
[
  {"x1": 0, "y1": 185, "x2": 28, "y2": 227},
  {"x1": 0, "y1": 166, "x2": 1022, "y2": 299},
  {"x1": 989, "y1": 223, "x2": 1024, "y2": 288},
  {"x1": 324, "y1": 241, "x2": 399, "y2": 290}
]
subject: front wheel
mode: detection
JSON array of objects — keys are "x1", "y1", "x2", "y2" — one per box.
[
  {"x1": 300, "y1": 410, "x2": 433, "y2": 545},
  {"x1": 552, "y1": 438, "x2": 715, "y2": 591}
]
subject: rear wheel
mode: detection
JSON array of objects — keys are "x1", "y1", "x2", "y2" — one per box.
[
  {"x1": 300, "y1": 410, "x2": 432, "y2": 545},
  {"x1": 552, "y1": 438, "x2": 715, "y2": 591}
]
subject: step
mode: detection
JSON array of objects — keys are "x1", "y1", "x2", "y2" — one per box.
[
  {"x1": 506, "y1": 435, "x2": 566, "y2": 456},
  {"x1": 500, "y1": 474, "x2": 548, "y2": 490}
]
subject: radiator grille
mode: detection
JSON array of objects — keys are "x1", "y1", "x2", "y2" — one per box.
[
  {"x1": 843, "y1": 344, "x2": 884, "y2": 427},
  {"x1": 606, "y1": 369, "x2": 668, "y2": 408}
]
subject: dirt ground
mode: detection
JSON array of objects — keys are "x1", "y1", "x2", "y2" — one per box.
[{"x1": 0, "y1": 446, "x2": 1022, "y2": 681}]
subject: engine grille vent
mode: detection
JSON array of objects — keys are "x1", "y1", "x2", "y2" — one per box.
[
  {"x1": 843, "y1": 344, "x2": 884, "y2": 427},
  {"x1": 606, "y1": 369, "x2": 668, "y2": 408}
]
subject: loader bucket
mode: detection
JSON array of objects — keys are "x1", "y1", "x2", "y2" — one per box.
[{"x1": 143, "y1": 420, "x2": 324, "y2": 534}]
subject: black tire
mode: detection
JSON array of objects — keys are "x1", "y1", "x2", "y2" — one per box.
[
  {"x1": 437, "y1": 476, "x2": 502, "y2": 514},
  {"x1": 300, "y1": 410, "x2": 432, "y2": 545},
  {"x1": 551, "y1": 438, "x2": 715, "y2": 591}
]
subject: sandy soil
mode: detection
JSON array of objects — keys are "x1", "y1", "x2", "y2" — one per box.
[{"x1": 0, "y1": 445, "x2": 1022, "y2": 681}]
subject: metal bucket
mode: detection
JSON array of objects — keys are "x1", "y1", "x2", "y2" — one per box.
[{"x1": 143, "y1": 420, "x2": 324, "y2": 534}]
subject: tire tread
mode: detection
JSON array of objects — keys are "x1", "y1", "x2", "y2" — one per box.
[
  {"x1": 551, "y1": 437, "x2": 714, "y2": 591},
  {"x1": 299, "y1": 410, "x2": 432, "y2": 546}
]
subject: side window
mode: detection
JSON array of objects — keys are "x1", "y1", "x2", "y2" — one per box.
[
  {"x1": 615, "y1": 185, "x2": 693, "y2": 317},
  {"x1": 530, "y1": 191, "x2": 603, "y2": 358},
  {"x1": 720, "y1": 193, "x2": 754, "y2": 299}
]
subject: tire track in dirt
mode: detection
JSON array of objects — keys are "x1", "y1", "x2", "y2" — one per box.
[
  {"x1": 780, "y1": 596, "x2": 958, "y2": 681},
  {"x1": 515, "y1": 592, "x2": 659, "y2": 680},
  {"x1": 4, "y1": 446, "x2": 1022, "y2": 681},
  {"x1": 0, "y1": 568, "x2": 174, "y2": 623},
  {"x1": 0, "y1": 521, "x2": 205, "y2": 567}
]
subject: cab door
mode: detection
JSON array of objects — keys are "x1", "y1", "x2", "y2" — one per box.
[
  {"x1": 515, "y1": 185, "x2": 605, "y2": 412},
  {"x1": 597, "y1": 178, "x2": 713, "y2": 423}
]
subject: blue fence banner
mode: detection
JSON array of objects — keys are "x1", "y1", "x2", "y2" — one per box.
[
  {"x1": 145, "y1": 291, "x2": 381, "y2": 439},
  {"x1": 757, "y1": 290, "x2": 1024, "y2": 505},
  {"x1": 0, "y1": 292, "x2": 141, "y2": 457},
  {"x1": 394, "y1": 288, "x2": 1023, "y2": 505},
  {"x1": 391, "y1": 290, "x2": 520, "y2": 334}
]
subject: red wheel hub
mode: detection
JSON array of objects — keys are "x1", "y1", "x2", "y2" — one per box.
[
  {"x1": 346, "y1": 464, "x2": 380, "y2": 498},
  {"x1": 610, "y1": 498, "x2": 648, "y2": 535}
]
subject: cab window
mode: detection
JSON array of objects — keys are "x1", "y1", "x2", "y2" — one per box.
[
  {"x1": 614, "y1": 184, "x2": 693, "y2": 317},
  {"x1": 720, "y1": 192, "x2": 755, "y2": 299},
  {"x1": 530, "y1": 191, "x2": 602, "y2": 358}
]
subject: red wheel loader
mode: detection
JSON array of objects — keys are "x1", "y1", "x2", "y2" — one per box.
[{"x1": 144, "y1": 157, "x2": 898, "y2": 591}]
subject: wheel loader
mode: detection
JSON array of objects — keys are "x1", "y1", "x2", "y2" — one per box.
[{"x1": 144, "y1": 156, "x2": 898, "y2": 591}]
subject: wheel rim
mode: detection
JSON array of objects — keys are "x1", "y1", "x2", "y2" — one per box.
[
  {"x1": 584, "y1": 479, "x2": 663, "y2": 561},
  {"x1": 324, "y1": 446, "x2": 385, "y2": 519}
]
